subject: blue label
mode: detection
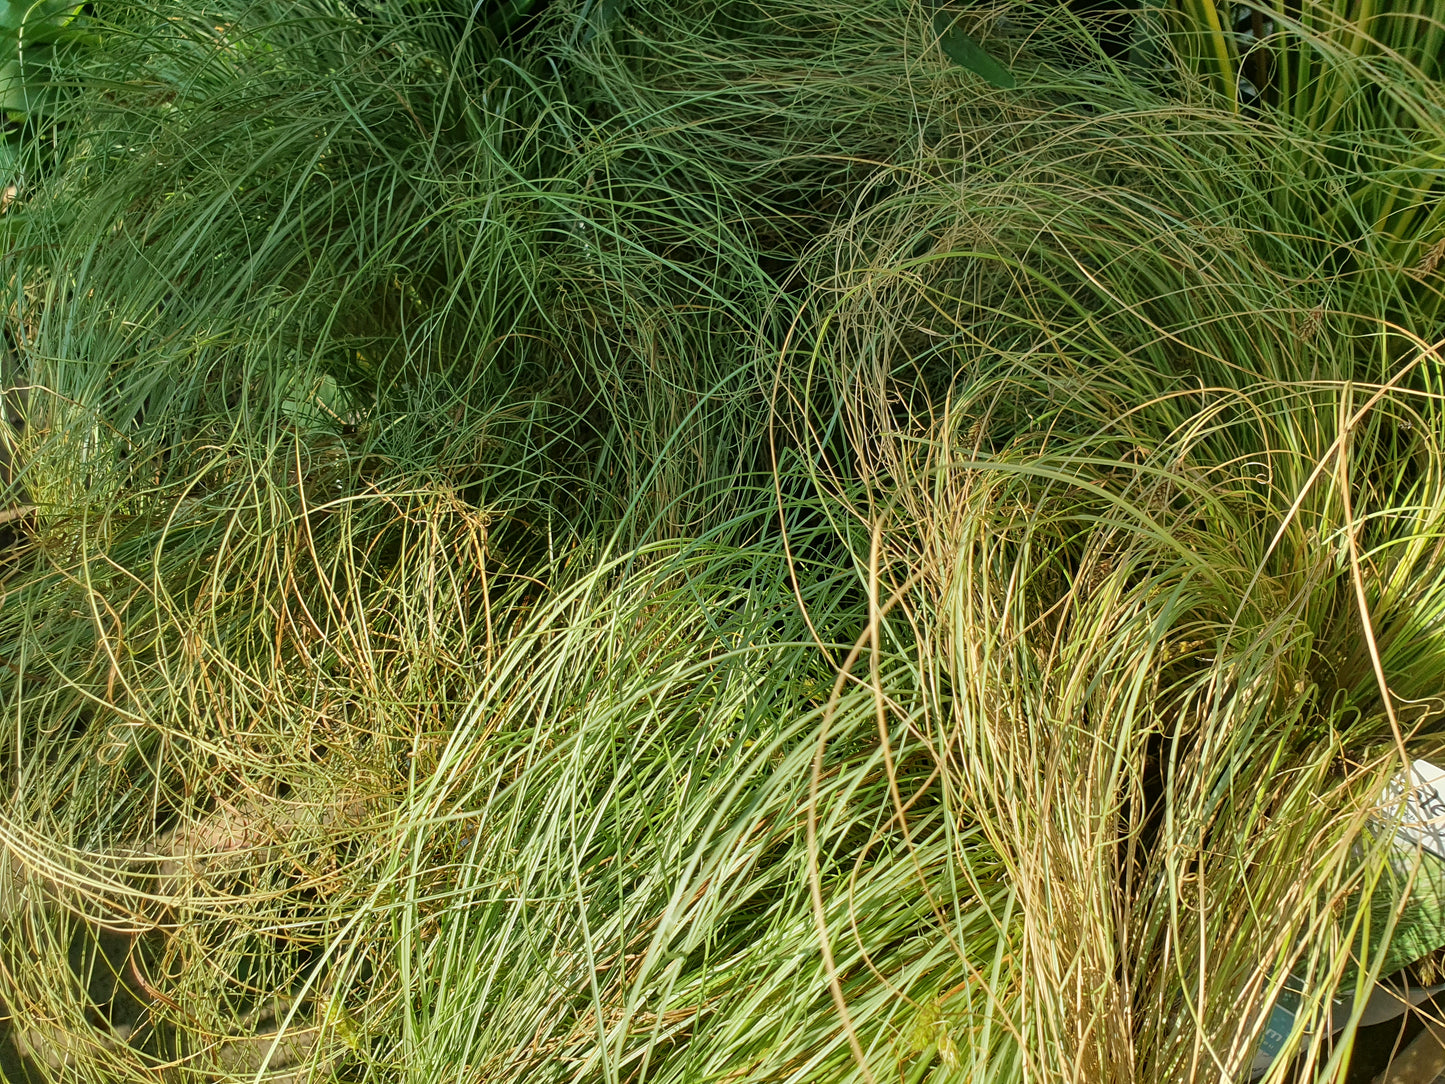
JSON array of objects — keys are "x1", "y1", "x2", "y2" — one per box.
[{"x1": 1258, "y1": 999, "x2": 1296, "y2": 1056}]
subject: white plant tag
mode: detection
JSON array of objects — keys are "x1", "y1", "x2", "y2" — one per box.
[
  {"x1": 1382, "y1": 760, "x2": 1445, "y2": 859},
  {"x1": 1248, "y1": 759, "x2": 1445, "y2": 1076}
]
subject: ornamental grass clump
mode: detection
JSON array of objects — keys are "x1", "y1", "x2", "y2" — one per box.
[
  {"x1": 1, "y1": 0, "x2": 1445, "y2": 1082},
  {"x1": 378, "y1": 530, "x2": 1018, "y2": 1084},
  {"x1": 778, "y1": 61, "x2": 1445, "y2": 1080},
  {"x1": 0, "y1": 1, "x2": 1013, "y2": 1078}
]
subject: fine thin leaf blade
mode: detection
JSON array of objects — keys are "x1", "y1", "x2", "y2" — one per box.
[{"x1": 934, "y1": 12, "x2": 1015, "y2": 89}]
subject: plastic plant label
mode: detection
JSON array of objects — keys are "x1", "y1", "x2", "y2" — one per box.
[
  {"x1": 1383, "y1": 760, "x2": 1445, "y2": 859},
  {"x1": 1371, "y1": 761, "x2": 1445, "y2": 977},
  {"x1": 1249, "y1": 981, "x2": 1445, "y2": 1075},
  {"x1": 1255, "y1": 993, "x2": 1299, "y2": 1067},
  {"x1": 1248, "y1": 759, "x2": 1445, "y2": 1076}
]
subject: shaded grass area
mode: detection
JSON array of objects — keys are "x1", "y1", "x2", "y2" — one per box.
[{"x1": 0, "y1": 0, "x2": 1444, "y2": 1081}]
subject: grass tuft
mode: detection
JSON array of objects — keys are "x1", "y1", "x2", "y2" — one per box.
[{"x1": 1, "y1": 1, "x2": 1445, "y2": 1081}]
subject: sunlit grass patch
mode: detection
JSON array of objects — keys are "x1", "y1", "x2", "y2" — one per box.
[{"x1": 2, "y1": 0, "x2": 1445, "y2": 1081}]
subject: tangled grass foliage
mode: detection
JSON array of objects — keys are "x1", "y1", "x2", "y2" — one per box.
[
  {"x1": 779, "y1": 67, "x2": 1445, "y2": 1081},
  {"x1": 0, "y1": 0, "x2": 1443, "y2": 1082}
]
